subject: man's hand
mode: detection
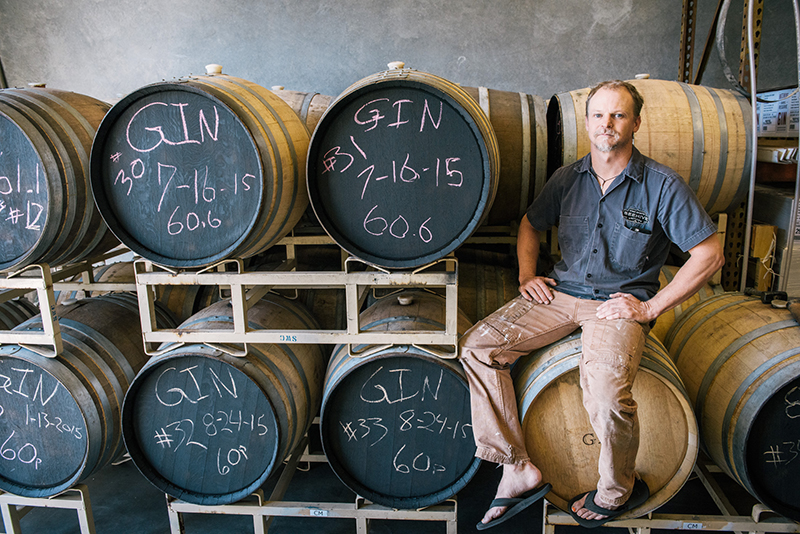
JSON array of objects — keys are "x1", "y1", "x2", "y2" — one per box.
[
  {"x1": 519, "y1": 276, "x2": 557, "y2": 304},
  {"x1": 596, "y1": 292, "x2": 656, "y2": 323}
]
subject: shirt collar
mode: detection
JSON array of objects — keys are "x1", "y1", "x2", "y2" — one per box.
[{"x1": 578, "y1": 146, "x2": 645, "y2": 183}]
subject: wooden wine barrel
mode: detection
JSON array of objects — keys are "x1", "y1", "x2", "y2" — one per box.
[
  {"x1": 462, "y1": 86, "x2": 547, "y2": 225},
  {"x1": 90, "y1": 68, "x2": 310, "y2": 268},
  {"x1": 307, "y1": 65, "x2": 499, "y2": 269},
  {"x1": 513, "y1": 332, "x2": 698, "y2": 516},
  {"x1": 121, "y1": 294, "x2": 325, "y2": 505},
  {"x1": 457, "y1": 262, "x2": 518, "y2": 323},
  {"x1": 153, "y1": 284, "x2": 221, "y2": 324},
  {"x1": 0, "y1": 87, "x2": 118, "y2": 272},
  {"x1": 650, "y1": 265, "x2": 724, "y2": 342},
  {"x1": 51, "y1": 261, "x2": 137, "y2": 307},
  {"x1": 0, "y1": 292, "x2": 175, "y2": 497},
  {"x1": 320, "y1": 290, "x2": 480, "y2": 509},
  {"x1": 547, "y1": 79, "x2": 752, "y2": 215},
  {"x1": 270, "y1": 87, "x2": 333, "y2": 134},
  {"x1": 0, "y1": 297, "x2": 38, "y2": 329},
  {"x1": 665, "y1": 293, "x2": 800, "y2": 521}
]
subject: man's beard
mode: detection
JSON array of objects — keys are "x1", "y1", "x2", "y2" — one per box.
[{"x1": 592, "y1": 129, "x2": 625, "y2": 152}]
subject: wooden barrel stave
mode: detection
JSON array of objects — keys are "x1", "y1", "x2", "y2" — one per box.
[
  {"x1": 651, "y1": 265, "x2": 724, "y2": 343},
  {"x1": 0, "y1": 297, "x2": 38, "y2": 329},
  {"x1": 457, "y1": 262, "x2": 519, "y2": 324},
  {"x1": 462, "y1": 86, "x2": 548, "y2": 226},
  {"x1": 270, "y1": 88, "x2": 333, "y2": 134}
]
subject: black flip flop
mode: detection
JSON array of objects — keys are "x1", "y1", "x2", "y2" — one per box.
[
  {"x1": 567, "y1": 478, "x2": 650, "y2": 528},
  {"x1": 476, "y1": 482, "x2": 552, "y2": 530}
]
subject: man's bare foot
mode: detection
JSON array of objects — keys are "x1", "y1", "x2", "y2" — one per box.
[
  {"x1": 480, "y1": 461, "x2": 543, "y2": 526},
  {"x1": 571, "y1": 492, "x2": 619, "y2": 521}
]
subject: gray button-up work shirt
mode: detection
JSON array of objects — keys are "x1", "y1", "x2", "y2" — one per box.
[{"x1": 526, "y1": 147, "x2": 717, "y2": 302}]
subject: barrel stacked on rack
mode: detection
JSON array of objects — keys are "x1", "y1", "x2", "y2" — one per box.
[
  {"x1": 0, "y1": 293, "x2": 175, "y2": 497},
  {"x1": 0, "y1": 86, "x2": 118, "y2": 272},
  {"x1": 320, "y1": 290, "x2": 480, "y2": 509},
  {"x1": 306, "y1": 67, "x2": 501, "y2": 269},
  {"x1": 89, "y1": 69, "x2": 310, "y2": 269}
]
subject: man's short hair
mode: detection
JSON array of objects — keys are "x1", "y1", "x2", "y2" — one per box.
[{"x1": 585, "y1": 80, "x2": 645, "y2": 118}]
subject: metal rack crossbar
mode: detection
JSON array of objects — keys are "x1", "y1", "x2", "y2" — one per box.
[
  {"x1": 543, "y1": 503, "x2": 800, "y2": 534},
  {"x1": 543, "y1": 461, "x2": 800, "y2": 534},
  {"x1": 0, "y1": 484, "x2": 96, "y2": 534},
  {"x1": 0, "y1": 249, "x2": 137, "y2": 356},
  {"x1": 0, "y1": 264, "x2": 61, "y2": 356},
  {"x1": 134, "y1": 257, "x2": 459, "y2": 358},
  {"x1": 165, "y1": 438, "x2": 457, "y2": 534}
]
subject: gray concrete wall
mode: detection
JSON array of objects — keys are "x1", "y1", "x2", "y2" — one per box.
[{"x1": 0, "y1": 0, "x2": 796, "y2": 104}]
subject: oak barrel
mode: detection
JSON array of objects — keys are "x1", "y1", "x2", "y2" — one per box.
[
  {"x1": 121, "y1": 294, "x2": 325, "y2": 505},
  {"x1": 0, "y1": 292, "x2": 175, "y2": 497},
  {"x1": 307, "y1": 66, "x2": 499, "y2": 269},
  {"x1": 270, "y1": 88, "x2": 333, "y2": 134},
  {"x1": 462, "y1": 86, "x2": 547, "y2": 225},
  {"x1": 320, "y1": 290, "x2": 480, "y2": 509},
  {"x1": 457, "y1": 262, "x2": 519, "y2": 324},
  {"x1": 547, "y1": 79, "x2": 752, "y2": 215},
  {"x1": 513, "y1": 332, "x2": 698, "y2": 516},
  {"x1": 0, "y1": 87, "x2": 118, "y2": 272},
  {"x1": 90, "y1": 69, "x2": 309, "y2": 268},
  {"x1": 51, "y1": 261, "x2": 137, "y2": 307},
  {"x1": 665, "y1": 293, "x2": 800, "y2": 521},
  {"x1": 0, "y1": 297, "x2": 38, "y2": 330},
  {"x1": 650, "y1": 265, "x2": 724, "y2": 342}
]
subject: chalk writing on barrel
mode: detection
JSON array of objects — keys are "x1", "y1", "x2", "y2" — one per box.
[
  {"x1": 0, "y1": 430, "x2": 42, "y2": 470},
  {"x1": 154, "y1": 365, "x2": 238, "y2": 407},
  {"x1": 125, "y1": 101, "x2": 219, "y2": 153},
  {"x1": 144, "y1": 361, "x2": 273, "y2": 480},
  {"x1": 786, "y1": 386, "x2": 800, "y2": 419},
  {"x1": 763, "y1": 440, "x2": 800, "y2": 468},
  {"x1": 0, "y1": 157, "x2": 45, "y2": 233},
  {"x1": 317, "y1": 91, "x2": 475, "y2": 255},
  {"x1": 359, "y1": 366, "x2": 443, "y2": 404},
  {"x1": 0, "y1": 362, "x2": 88, "y2": 473},
  {"x1": 107, "y1": 98, "x2": 257, "y2": 242},
  {"x1": 353, "y1": 98, "x2": 442, "y2": 132}
]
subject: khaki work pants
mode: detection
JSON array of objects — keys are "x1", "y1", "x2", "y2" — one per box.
[{"x1": 458, "y1": 291, "x2": 647, "y2": 507}]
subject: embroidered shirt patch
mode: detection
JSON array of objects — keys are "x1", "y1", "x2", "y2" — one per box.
[{"x1": 622, "y1": 207, "x2": 649, "y2": 225}]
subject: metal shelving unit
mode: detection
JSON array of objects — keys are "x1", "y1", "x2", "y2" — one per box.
[
  {"x1": 132, "y1": 255, "x2": 460, "y2": 358},
  {"x1": 164, "y1": 437, "x2": 457, "y2": 534}
]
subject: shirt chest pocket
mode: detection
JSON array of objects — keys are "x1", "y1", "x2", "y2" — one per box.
[
  {"x1": 557, "y1": 215, "x2": 590, "y2": 265},
  {"x1": 610, "y1": 222, "x2": 651, "y2": 271}
]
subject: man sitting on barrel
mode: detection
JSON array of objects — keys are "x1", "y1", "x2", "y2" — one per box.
[{"x1": 459, "y1": 79, "x2": 725, "y2": 530}]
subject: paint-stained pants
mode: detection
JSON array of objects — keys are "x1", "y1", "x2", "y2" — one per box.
[{"x1": 458, "y1": 291, "x2": 646, "y2": 507}]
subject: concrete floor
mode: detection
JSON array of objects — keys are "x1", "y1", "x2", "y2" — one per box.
[{"x1": 8, "y1": 441, "x2": 763, "y2": 534}]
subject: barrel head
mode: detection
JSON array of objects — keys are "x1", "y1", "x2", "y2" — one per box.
[
  {"x1": 321, "y1": 352, "x2": 480, "y2": 509},
  {"x1": 122, "y1": 354, "x2": 280, "y2": 505},
  {"x1": 307, "y1": 78, "x2": 495, "y2": 268},
  {"x1": 745, "y1": 376, "x2": 800, "y2": 521},
  {"x1": 91, "y1": 84, "x2": 264, "y2": 267},
  {"x1": 0, "y1": 348, "x2": 88, "y2": 497},
  {"x1": 0, "y1": 113, "x2": 50, "y2": 270}
]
